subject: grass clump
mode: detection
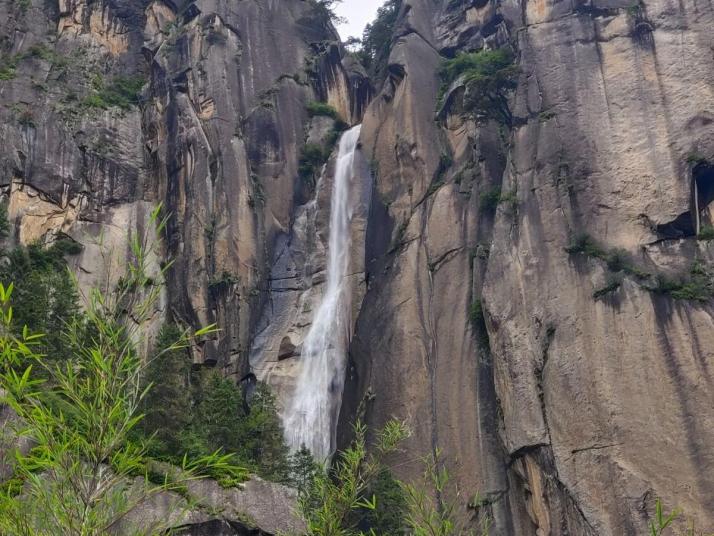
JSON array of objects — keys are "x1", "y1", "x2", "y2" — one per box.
[
  {"x1": 686, "y1": 152, "x2": 708, "y2": 166},
  {"x1": 438, "y1": 48, "x2": 518, "y2": 125},
  {"x1": 299, "y1": 108, "x2": 351, "y2": 186},
  {"x1": 567, "y1": 232, "x2": 714, "y2": 302},
  {"x1": 565, "y1": 234, "x2": 649, "y2": 279},
  {"x1": 652, "y1": 262, "x2": 714, "y2": 301},
  {"x1": 698, "y1": 225, "x2": 714, "y2": 241},
  {"x1": 0, "y1": 55, "x2": 18, "y2": 80},
  {"x1": 83, "y1": 75, "x2": 145, "y2": 110}
]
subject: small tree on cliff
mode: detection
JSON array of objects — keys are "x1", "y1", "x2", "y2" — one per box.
[{"x1": 439, "y1": 48, "x2": 519, "y2": 126}]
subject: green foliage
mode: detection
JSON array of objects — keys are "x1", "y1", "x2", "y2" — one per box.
[
  {"x1": 401, "y1": 449, "x2": 491, "y2": 536},
  {"x1": 479, "y1": 186, "x2": 517, "y2": 212},
  {"x1": 650, "y1": 499, "x2": 680, "y2": 536},
  {"x1": 140, "y1": 324, "x2": 192, "y2": 456},
  {"x1": 652, "y1": 263, "x2": 714, "y2": 301},
  {"x1": 13, "y1": 0, "x2": 31, "y2": 11},
  {"x1": 0, "y1": 204, "x2": 10, "y2": 239},
  {"x1": 698, "y1": 225, "x2": 714, "y2": 241},
  {"x1": 566, "y1": 233, "x2": 714, "y2": 302},
  {"x1": 208, "y1": 270, "x2": 241, "y2": 290},
  {"x1": 565, "y1": 233, "x2": 649, "y2": 279},
  {"x1": 83, "y1": 75, "x2": 145, "y2": 110},
  {"x1": 236, "y1": 383, "x2": 291, "y2": 481},
  {"x1": 309, "y1": 0, "x2": 346, "y2": 24},
  {"x1": 439, "y1": 48, "x2": 518, "y2": 125},
  {"x1": 140, "y1": 344, "x2": 290, "y2": 484},
  {"x1": 0, "y1": 55, "x2": 18, "y2": 80},
  {"x1": 0, "y1": 208, "x2": 231, "y2": 535},
  {"x1": 565, "y1": 233, "x2": 605, "y2": 258},
  {"x1": 687, "y1": 152, "x2": 708, "y2": 166},
  {"x1": 646, "y1": 497, "x2": 714, "y2": 535},
  {"x1": 300, "y1": 143, "x2": 331, "y2": 185},
  {"x1": 0, "y1": 237, "x2": 82, "y2": 364},
  {"x1": 288, "y1": 445, "x2": 321, "y2": 490},
  {"x1": 355, "y1": 0, "x2": 402, "y2": 82},
  {"x1": 360, "y1": 468, "x2": 408, "y2": 534},
  {"x1": 469, "y1": 299, "x2": 490, "y2": 348},
  {"x1": 308, "y1": 101, "x2": 340, "y2": 119},
  {"x1": 26, "y1": 44, "x2": 53, "y2": 61},
  {"x1": 592, "y1": 276, "x2": 622, "y2": 299},
  {"x1": 300, "y1": 419, "x2": 410, "y2": 535}
]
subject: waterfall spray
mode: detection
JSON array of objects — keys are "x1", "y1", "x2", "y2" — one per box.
[{"x1": 284, "y1": 125, "x2": 362, "y2": 460}]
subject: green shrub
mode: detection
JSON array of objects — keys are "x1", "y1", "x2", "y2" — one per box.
[
  {"x1": 355, "y1": 0, "x2": 402, "y2": 83},
  {"x1": 0, "y1": 209, "x2": 233, "y2": 535},
  {"x1": 360, "y1": 469, "x2": 408, "y2": 533},
  {"x1": 288, "y1": 446, "x2": 320, "y2": 490},
  {"x1": 686, "y1": 152, "x2": 708, "y2": 166},
  {"x1": 0, "y1": 236, "x2": 81, "y2": 363},
  {"x1": 0, "y1": 204, "x2": 10, "y2": 239},
  {"x1": 307, "y1": 101, "x2": 339, "y2": 119},
  {"x1": 140, "y1": 324, "x2": 193, "y2": 456},
  {"x1": 401, "y1": 448, "x2": 492, "y2": 535},
  {"x1": 208, "y1": 270, "x2": 240, "y2": 290},
  {"x1": 140, "y1": 347, "x2": 290, "y2": 483},
  {"x1": 565, "y1": 234, "x2": 649, "y2": 279},
  {"x1": 439, "y1": 48, "x2": 518, "y2": 124},
  {"x1": 25, "y1": 44, "x2": 55, "y2": 62},
  {"x1": 652, "y1": 269, "x2": 713, "y2": 302},
  {"x1": 593, "y1": 277, "x2": 621, "y2": 299},
  {"x1": 299, "y1": 143, "x2": 330, "y2": 184},
  {"x1": 480, "y1": 187, "x2": 502, "y2": 212},
  {"x1": 300, "y1": 420, "x2": 409, "y2": 535},
  {"x1": 83, "y1": 75, "x2": 145, "y2": 110},
  {"x1": 0, "y1": 56, "x2": 18, "y2": 80},
  {"x1": 308, "y1": 0, "x2": 345, "y2": 23},
  {"x1": 565, "y1": 233, "x2": 605, "y2": 257},
  {"x1": 479, "y1": 186, "x2": 517, "y2": 212},
  {"x1": 698, "y1": 225, "x2": 714, "y2": 241}
]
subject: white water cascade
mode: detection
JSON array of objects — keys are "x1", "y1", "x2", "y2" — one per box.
[{"x1": 284, "y1": 125, "x2": 362, "y2": 460}]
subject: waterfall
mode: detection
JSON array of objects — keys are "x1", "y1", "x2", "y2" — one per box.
[{"x1": 284, "y1": 125, "x2": 362, "y2": 460}]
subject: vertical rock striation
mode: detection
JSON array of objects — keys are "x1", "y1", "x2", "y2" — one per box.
[
  {"x1": 1, "y1": 0, "x2": 713, "y2": 532},
  {"x1": 339, "y1": 0, "x2": 714, "y2": 533}
]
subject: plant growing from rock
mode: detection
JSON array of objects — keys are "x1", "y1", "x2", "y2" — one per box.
[
  {"x1": 354, "y1": 0, "x2": 402, "y2": 83},
  {"x1": 300, "y1": 419, "x2": 410, "y2": 535},
  {"x1": 402, "y1": 448, "x2": 492, "y2": 536},
  {"x1": 0, "y1": 206, "x2": 233, "y2": 535},
  {"x1": 439, "y1": 48, "x2": 519, "y2": 125}
]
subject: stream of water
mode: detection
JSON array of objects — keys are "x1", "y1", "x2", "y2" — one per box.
[{"x1": 283, "y1": 125, "x2": 362, "y2": 460}]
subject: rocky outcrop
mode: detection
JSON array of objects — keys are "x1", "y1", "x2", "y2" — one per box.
[
  {"x1": 338, "y1": 0, "x2": 714, "y2": 534},
  {"x1": 2, "y1": 0, "x2": 714, "y2": 533},
  {"x1": 0, "y1": 0, "x2": 368, "y2": 371},
  {"x1": 129, "y1": 476, "x2": 304, "y2": 536}
]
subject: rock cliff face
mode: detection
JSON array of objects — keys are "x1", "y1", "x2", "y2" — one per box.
[{"x1": 1, "y1": 0, "x2": 713, "y2": 533}]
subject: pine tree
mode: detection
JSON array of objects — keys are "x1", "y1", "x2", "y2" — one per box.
[
  {"x1": 239, "y1": 383, "x2": 290, "y2": 482},
  {"x1": 140, "y1": 323, "x2": 192, "y2": 456}
]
